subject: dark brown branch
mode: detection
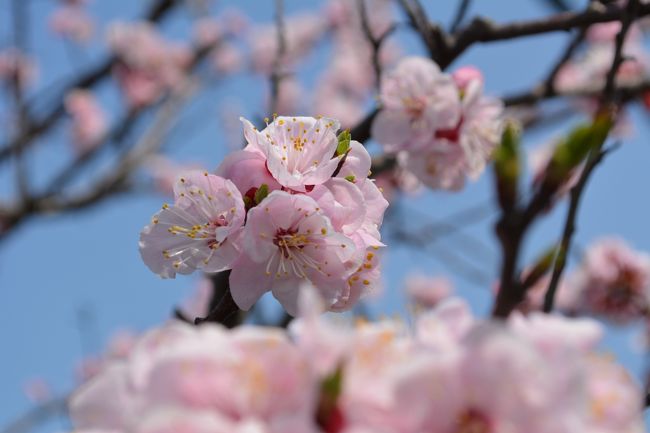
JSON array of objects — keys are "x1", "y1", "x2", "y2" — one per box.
[
  {"x1": 443, "y1": 2, "x2": 650, "y2": 68},
  {"x1": 194, "y1": 270, "x2": 242, "y2": 328}
]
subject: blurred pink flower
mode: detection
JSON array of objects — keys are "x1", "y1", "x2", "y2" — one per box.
[
  {"x1": 0, "y1": 48, "x2": 37, "y2": 89},
  {"x1": 567, "y1": 237, "x2": 650, "y2": 323},
  {"x1": 49, "y1": 5, "x2": 94, "y2": 43},
  {"x1": 64, "y1": 89, "x2": 107, "y2": 154},
  {"x1": 405, "y1": 274, "x2": 454, "y2": 309}
]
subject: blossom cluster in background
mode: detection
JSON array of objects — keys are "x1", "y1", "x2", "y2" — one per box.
[
  {"x1": 68, "y1": 291, "x2": 644, "y2": 433},
  {"x1": 139, "y1": 116, "x2": 388, "y2": 315},
  {"x1": 372, "y1": 57, "x2": 504, "y2": 191}
]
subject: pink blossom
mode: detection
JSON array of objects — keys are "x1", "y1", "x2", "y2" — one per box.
[
  {"x1": 70, "y1": 322, "x2": 319, "y2": 433},
  {"x1": 0, "y1": 48, "x2": 36, "y2": 89},
  {"x1": 555, "y1": 23, "x2": 649, "y2": 93},
  {"x1": 49, "y1": 5, "x2": 94, "y2": 43},
  {"x1": 69, "y1": 296, "x2": 644, "y2": 433},
  {"x1": 452, "y1": 65, "x2": 483, "y2": 92},
  {"x1": 240, "y1": 116, "x2": 344, "y2": 192},
  {"x1": 405, "y1": 274, "x2": 453, "y2": 309},
  {"x1": 567, "y1": 237, "x2": 650, "y2": 323},
  {"x1": 108, "y1": 22, "x2": 191, "y2": 107},
  {"x1": 371, "y1": 56, "x2": 460, "y2": 152},
  {"x1": 211, "y1": 43, "x2": 242, "y2": 75},
  {"x1": 229, "y1": 191, "x2": 356, "y2": 315},
  {"x1": 373, "y1": 57, "x2": 503, "y2": 190},
  {"x1": 64, "y1": 89, "x2": 107, "y2": 154},
  {"x1": 215, "y1": 149, "x2": 281, "y2": 198},
  {"x1": 139, "y1": 172, "x2": 245, "y2": 278}
]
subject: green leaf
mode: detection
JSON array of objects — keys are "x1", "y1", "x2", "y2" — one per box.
[
  {"x1": 493, "y1": 121, "x2": 520, "y2": 210},
  {"x1": 336, "y1": 130, "x2": 351, "y2": 156},
  {"x1": 547, "y1": 113, "x2": 613, "y2": 184},
  {"x1": 320, "y1": 365, "x2": 343, "y2": 403},
  {"x1": 254, "y1": 184, "x2": 269, "y2": 204}
]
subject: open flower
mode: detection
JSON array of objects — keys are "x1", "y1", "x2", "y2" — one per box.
[
  {"x1": 371, "y1": 56, "x2": 460, "y2": 152},
  {"x1": 139, "y1": 172, "x2": 245, "y2": 278},
  {"x1": 241, "y1": 116, "x2": 345, "y2": 192},
  {"x1": 229, "y1": 190, "x2": 356, "y2": 315}
]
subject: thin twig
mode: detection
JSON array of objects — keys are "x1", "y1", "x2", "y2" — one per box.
[
  {"x1": 269, "y1": 0, "x2": 287, "y2": 116},
  {"x1": 450, "y1": 0, "x2": 472, "y2": 33},
  {"x1": 0, "y1": 396, "x2": 68, "y2": 433},
  {"x1": 544, "y1": 4, "x2": 639, "y2": 312}
]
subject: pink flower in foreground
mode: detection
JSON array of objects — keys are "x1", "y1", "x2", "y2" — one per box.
[
  {"x1": 229, "y1": 191, "x2": 356, "y2": 315},
  {"x1": 139, "y1": 172, "x2": 245, "y2": 278},
  {"x1": 69, "y1": 294, "x2": 644, "y2": 433},
  {"x1": 70, "y1": 323, "x2": 318, "y2": 433},
  {"x1": 240, "y1": 116, "x2": 344, "y2": 192},
  {"x1": 65, "y1": 89, "x2": 107, "y2": 154},
  {"x1": 49, "y1": 5, "x2": 94, "y2": 43},
  {"x1": 567, "y1": 237, "x2": 650, "y2": 323}
]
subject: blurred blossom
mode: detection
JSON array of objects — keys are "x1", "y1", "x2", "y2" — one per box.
[
  {"x1": 108, "y1": 22, "x2": 191, "y2": 107},
  {"x1": 142, "y1": 155, "x2": 202, "y2": 196},
  {"x1": 372, "y1": 57, "x2": 503, "y2": 191},
  {"x1": 0, "y1": 48, "x2": 37, "y2": 89},
  {"x1": 23, "y1": 378, "x2": 52, "y2": 403},
  {"x1": 555, "y1": 23, "x2": 649, "y2": 94},
  {"x1": 68, "y1": 293, "x2": 644, "y2": 433},
  {"x1": 64, "y1": 89, "x2": 108, "y2": 154},
  {"x1": 565, "y1": 237, "x2": 650, "y2": 324},
  {"x1": 405, "y1": 274, "x2": 454, "y2": 309},
  {"x1": 210, "y1": 42, "x2": 243, "y2": 75},
  {"x1": 49, "y1": 5, "x2": 94, "y2": 43},
  {"x1": 249, "y1": 13, "x2": 328, "y2": 74}
]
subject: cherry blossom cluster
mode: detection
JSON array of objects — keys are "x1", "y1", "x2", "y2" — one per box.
[
  {"x1": 372, "y1": 56, "x2": 504, "y2": 191},
  {"x1": 64, "y1": 89, "x2": 108, "y2": 154},
  {"x1": 139, "y1": 116, "x2": 388, "y2": 315},
  {"x1": 108, "y1": 22, "x2": 192, "y2": 108},
  {"x1": 68, "y1": 293, "x2": 644, "y2": 433}
]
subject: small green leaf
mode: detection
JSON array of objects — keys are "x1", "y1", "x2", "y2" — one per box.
[
  {"x1": 344, "y1": 175, "x2": 356, "y2": 183},
  {"x1": 254, "y1": 184, "x2": 269, "y2": 204},
  {"x1": 493, "y1": 121, "x2": 520, "y2": 211},
  {"x1": 336, "y1": 130, "x2": 351, "y2": 156}
]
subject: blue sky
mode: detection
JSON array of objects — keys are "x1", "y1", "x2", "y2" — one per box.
[{"x1": 1, "y1": 0, "x2": 650, "y2": 429}]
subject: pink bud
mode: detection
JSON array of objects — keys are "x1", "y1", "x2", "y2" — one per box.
[{"x1": 452, "y1": 65, "x2": 483, "y2": 91}]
